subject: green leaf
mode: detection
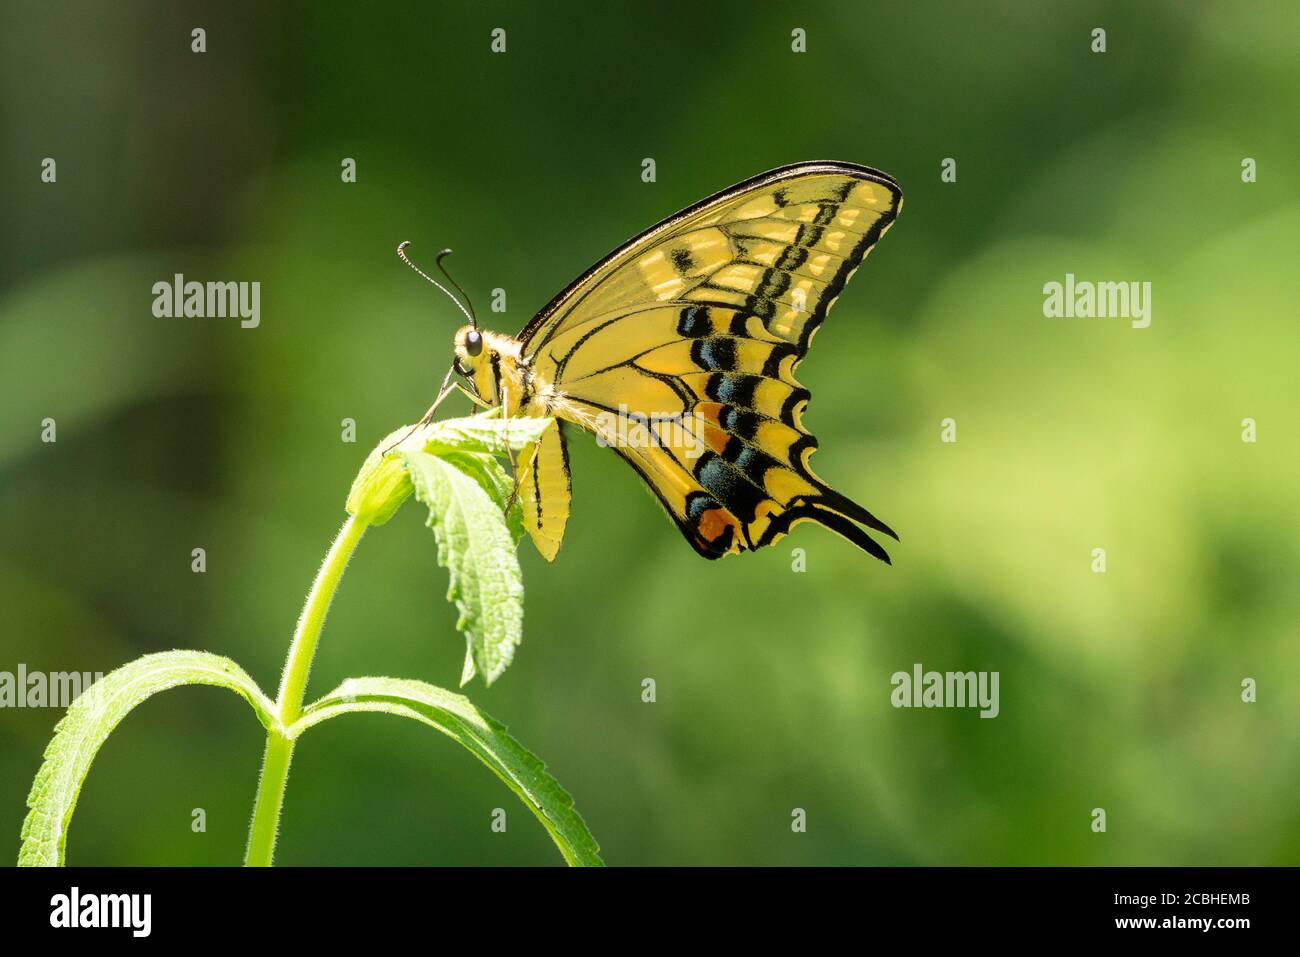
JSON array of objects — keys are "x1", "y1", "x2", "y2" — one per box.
[
  {"x1": 402, "y1": 449, "x2": 524, "y2": 685},
  {"x1": 421, "y1": 415, "x2": 554, "y2": 457},
  {"x1": 291, "y1": 677, "x2": 602, "y2": 866},
  {"x1": 346, "y1": 411, "x2": 555, "y2": 683},
  {"x1": 19, "y1": 651, "x2": 277, "y2": 867},
  {"x1": 439, "y1": 450, "x2": 525, "y2": 546},
  {"x1": 345, "y1": 415, "x2": 552, "y2": 529}
]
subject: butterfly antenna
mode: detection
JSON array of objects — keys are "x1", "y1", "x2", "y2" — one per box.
[
  {"x1": 434, "y1": 248, "x2": 478, "y2": 328},
  {"x1": 396, "y1": 241, "x2": 477, "y2": 328}
]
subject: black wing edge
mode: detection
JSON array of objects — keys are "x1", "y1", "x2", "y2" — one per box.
[{"x1": 607, "y1": 441, "x2": 899, "y2": 564}]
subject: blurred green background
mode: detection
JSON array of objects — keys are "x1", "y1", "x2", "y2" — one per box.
[{"x1": 2, "y1": 1, "x2": 1297, "y2": 865}]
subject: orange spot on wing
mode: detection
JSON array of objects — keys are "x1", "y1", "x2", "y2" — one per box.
[
  {"x1": 702, "y1": 424, "x2": 729, "y2": 454},
  {"x1": 693, "y1": 402, "x2": 732, "y2": 454},
  {"x1": 697, "y1": 507, "x2": 734, "y2": 544}
]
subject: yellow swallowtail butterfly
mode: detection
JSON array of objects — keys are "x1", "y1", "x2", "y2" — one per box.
[{"x1": 403, "y1": 161, "x2": 902, "y2": 563}]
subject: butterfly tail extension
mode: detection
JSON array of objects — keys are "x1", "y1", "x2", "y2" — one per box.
[
  {"x1": 759, "y1": 498, "x2": 894, "y2": 565},
  {"x1": 809, "y1": 483, "x2": 899, "y2": 542},
  {"x1": 803, "y1": 504, "x2": 894, "y2": 565},
  {"x1": 787, "y1": 470, "x2": 897, "y2": 562}
]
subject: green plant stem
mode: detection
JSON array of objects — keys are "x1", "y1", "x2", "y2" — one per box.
[
  {"x1": 244, "y1": 514, "x2": 368, "y2": 866},
  {"x1": 245, "y1": 734, "x2": 294, "y2": 867}
]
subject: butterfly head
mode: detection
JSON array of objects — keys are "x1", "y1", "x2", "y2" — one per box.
[{"x1": 452, "y1": 324, "x2": 486, "y2": 377}]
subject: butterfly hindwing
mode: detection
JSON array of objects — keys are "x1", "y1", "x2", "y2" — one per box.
[
  {"x1": 516, "y1": 162, "x2": 901, "y2": 561},
  {"x1": 554, "y1": 303, "x2": 897, "y2": 560}
]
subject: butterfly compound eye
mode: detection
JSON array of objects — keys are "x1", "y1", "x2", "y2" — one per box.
[{"x1": 465, "y1": 329, "x2": 483, "y2": 357}]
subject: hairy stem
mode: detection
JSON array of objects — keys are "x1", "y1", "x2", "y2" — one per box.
[
  {"x1": 244, "y1": 734, "x2": 294, "y2": 867},
  {"x1": 244, "y1": 514, "x2": 368, "y2": 866}
]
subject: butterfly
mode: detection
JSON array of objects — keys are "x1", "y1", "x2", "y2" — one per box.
[{"x1": 403, "y1": 161, "x2": 902, "y2": 564}]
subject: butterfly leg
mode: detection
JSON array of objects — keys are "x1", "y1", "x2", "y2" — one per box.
[
  {"x1": 448, "y1": 381, "x2": 494, "y2": 412},
  {"x1": 383, "y1": 365, "x2": 461, "y2": 453},
  {"x1": 499, "y1": 384, "x2": 521, "y2": 513},
  {"x1": 383, "y1": 368, "x2": 497, "y2": 454}
]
